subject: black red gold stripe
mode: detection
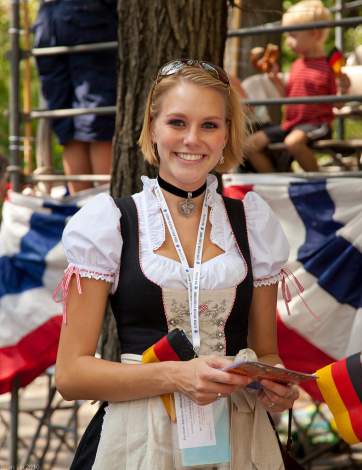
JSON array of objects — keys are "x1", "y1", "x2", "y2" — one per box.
[{"x1": 316, "y1": 353, "x2": 362, "y2": 444}]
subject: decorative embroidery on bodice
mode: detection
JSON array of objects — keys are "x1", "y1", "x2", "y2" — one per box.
[{"x1": 162, "y1": 288, "x2": 237, "y2": 356}]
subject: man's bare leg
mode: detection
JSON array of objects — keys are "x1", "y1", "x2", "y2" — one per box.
[
  {"x1": 244, "y1": 131, "x2": 275, "y2": 172},
  {"x1": 284, "y1": 129, "x2": 319, "y2": 172},
  {"x1": 62, "y1": 140, "x2": 93, "y2": 194}
]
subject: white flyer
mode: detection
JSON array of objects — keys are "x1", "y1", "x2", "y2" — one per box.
[{"x1": 174, "y1": 392, "x2": 216, "y2": 449}]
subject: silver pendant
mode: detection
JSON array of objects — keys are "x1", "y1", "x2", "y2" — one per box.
[{"x1": 178, "y1": 193, "x2": 195, "y2": 217}]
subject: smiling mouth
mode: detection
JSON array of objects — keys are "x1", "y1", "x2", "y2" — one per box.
[{"x1": 175, "y1": 152, "x2": 205, "y2": 161}]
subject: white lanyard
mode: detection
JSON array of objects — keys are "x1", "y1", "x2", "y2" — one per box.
[{"x1": 154, "y1": 182, "x2": 209, "y2": 352}]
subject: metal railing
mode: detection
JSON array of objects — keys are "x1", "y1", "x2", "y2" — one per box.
[
  {"x1": 8, "y1": 4, "x2": 117, "y2": 192},
  {"x1": 228, "y1": 16, "x2": 362, "y2": 38},
  {"x1": 8, "y1": 3, "x2": 362, "y2": 191}
]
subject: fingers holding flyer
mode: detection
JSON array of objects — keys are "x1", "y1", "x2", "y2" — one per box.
[{"x1": 222, "y1": 360, "x2": 315, "y2": 412}]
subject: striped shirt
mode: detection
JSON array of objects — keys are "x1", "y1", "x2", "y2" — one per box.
[{"x1": 283, "y1": 57, "x2": 337, "y2": 131}]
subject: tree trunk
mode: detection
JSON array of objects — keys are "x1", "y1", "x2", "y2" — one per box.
[
  {"x1": 111, "y1": 0, "x2": 229, "y2": 198},
  {"x1": 101, "y1": 0, "x2": 229, "y2": 361}
]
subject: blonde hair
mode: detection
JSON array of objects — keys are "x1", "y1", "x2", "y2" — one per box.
[
  {"x1": 282, "y1": 0, "x2": 332, "y2": 41},
  {"x1": 138, "y1": 64, "x2": 246, "y2": 172}
]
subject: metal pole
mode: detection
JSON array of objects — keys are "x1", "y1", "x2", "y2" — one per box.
[
  {"x1": 9, "y1": 0, "x2": 22, "y2": 192},
  {"x1": 227, "y1": 16, "x2": 362, "y2": 37},
  {"x1": 335, "y1": 0, "x2": 345, "y2": 140},
  {"x1": 24, "y1": 174, "x2": 111, "y2": 183},
  {"x1": 9, "y1": 377, "x2": 19, "y2": 469},
  {"x1": 31, "y1": 41, "x2": 118, "y2": 57},
  {"x1": 30, "y1": 105, "x2": 116, "y2": 119},
  {"x1": 240, "y1": 94, "x2": 362, "y2": 106},
  {"x1": 28, "y1": 96, "x2": 362, "y2": 119}
]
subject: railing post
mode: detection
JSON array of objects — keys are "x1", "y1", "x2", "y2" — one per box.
[
  {"x1": 335, "y1": 0, "x2": 345, "y2": 140},
  {"x1": 9, "y1": 377, "x2": 19, "y2": 469},
  {"x1": 9, "y1": 0, "x2": 22, "y2": 192}
]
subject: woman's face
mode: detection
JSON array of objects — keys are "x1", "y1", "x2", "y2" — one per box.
[{"x1": 151, "y1": 81, "x2": 228, "y2": 191}]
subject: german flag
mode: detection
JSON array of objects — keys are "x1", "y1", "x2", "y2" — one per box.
[
  {"x1": 327, "y1": 47, "x2": 345, "y2": 76},
  {"x1": 316, "y1": 353, "x2": 362, "y2": 444},
  {"x1": 142, "y1": 329, "x2": 196, "y2": 421}
]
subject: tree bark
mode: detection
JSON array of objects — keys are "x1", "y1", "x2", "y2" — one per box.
[{"x1": 101, "y1": 0, "x2": 229, "y2": 361}]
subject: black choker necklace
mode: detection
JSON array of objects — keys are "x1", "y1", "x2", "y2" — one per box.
[{"x1": 157, "y1": 175, "x2": 207, "y2": 217}]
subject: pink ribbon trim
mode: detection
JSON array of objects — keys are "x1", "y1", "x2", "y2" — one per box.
[
  {"x1": 280, "y1": 267, "x2": 319, "y2": 319},
  {"x1": 53, "y1": 265, "x2": 83, "y2": 324}
]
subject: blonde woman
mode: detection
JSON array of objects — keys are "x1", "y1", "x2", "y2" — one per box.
[{"x1": 55, "y1": 60, "x2": 298, "y2": 469}]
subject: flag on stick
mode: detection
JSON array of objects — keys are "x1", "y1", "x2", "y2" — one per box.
[{"x1": 142, "y1": 328, "x2": 196, "y2": 421}]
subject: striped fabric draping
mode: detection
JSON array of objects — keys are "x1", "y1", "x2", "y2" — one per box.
[
  {"x1": 0, "y1": 187, "x2": 106, "y2": 394},
  {"x1": 223, "y1": 174, "x2": 362, "y2": 406}
]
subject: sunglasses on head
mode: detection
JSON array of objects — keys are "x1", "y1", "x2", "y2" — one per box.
[{"x1": 156, "y1": 59, "x2": 230, "y2": 86}]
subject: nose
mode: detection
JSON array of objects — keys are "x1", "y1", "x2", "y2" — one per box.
[{"x1": 183, "y1": 125, "x2": 201, "y2": 147}]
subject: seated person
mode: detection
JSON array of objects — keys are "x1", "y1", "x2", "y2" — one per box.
[{"x1": 244, "y1": 0, "x2": 336, "y2": 173}]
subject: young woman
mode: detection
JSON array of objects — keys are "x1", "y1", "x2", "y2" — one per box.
[{"x1": 55, "y1": 60, "x2": 299, "y2": 469}]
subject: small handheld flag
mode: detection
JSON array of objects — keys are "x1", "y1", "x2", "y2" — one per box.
[
  {"x1": 316, "y1": 353, "x2": 362, "y2": 444},
  {"x1": 327, "y1": 47, "x2": 345, "y2": 76},
  {"x1": 142, "y1": 329, "x2": 196, "y2": 421}
]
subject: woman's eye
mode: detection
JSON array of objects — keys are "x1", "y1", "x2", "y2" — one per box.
[
  {"x1": 168, "y1": 119, "x2": 185, "y2": 127},
  {"x1": 202, "y1": 122, "x2": 218, "y2": 129}
]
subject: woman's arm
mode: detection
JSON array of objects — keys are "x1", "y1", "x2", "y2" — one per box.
[
  {"x1": 248, "y1": 284, "x2": 281, "y2": 365},
  {"x1": 248, "y1": 284, "x2": 299, "y2": 411},
  {"x1": 55, "y1": 277, "x2": 252, "y2": 404}
]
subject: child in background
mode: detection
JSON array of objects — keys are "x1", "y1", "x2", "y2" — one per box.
[{"x1": 244, "y1": 0, "x2": 336, "y2": 172}]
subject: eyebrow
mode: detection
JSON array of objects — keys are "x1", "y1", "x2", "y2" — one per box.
[{"x1": 165, "y1": 113, "x2": 224, "y2": 121}]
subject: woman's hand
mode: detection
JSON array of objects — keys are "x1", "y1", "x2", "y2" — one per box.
[
  {"x1": 257, "y1": 378, "x2": 299, "y2": 413},
  {"x1": 174, "y1": 356, "x2": 252, "y2": 406}
]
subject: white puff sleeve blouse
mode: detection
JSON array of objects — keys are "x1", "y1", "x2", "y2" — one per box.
[{"x1": 60, "y1": 176, "x2": 289, "y2": 296}]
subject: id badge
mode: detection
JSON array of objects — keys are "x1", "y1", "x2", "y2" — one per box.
[{"x1": 173, "y1": 392, "x2": 230, "y2": 468}]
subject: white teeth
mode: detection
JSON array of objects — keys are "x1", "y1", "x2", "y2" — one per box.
[{"x1": 176, "y1": 153, "x2": 204, "y2": 161}]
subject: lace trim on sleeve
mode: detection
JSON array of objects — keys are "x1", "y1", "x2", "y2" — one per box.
[
  {"x1": 53, "y1": 265, "x2": 115, "y2": 324},
  {"x1": 78, "y1": 270, "x2": 114, "y2": 283},
  {"x1": 253, "y1": 273, "x2": 281, "y2": 287}
]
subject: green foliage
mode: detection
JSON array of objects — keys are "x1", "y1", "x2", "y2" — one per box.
[
  {"x1": 345, "y1": 25, "x2": 362, "y2": 52},
  {"x1": 0, "y1": 1, "x2": 10, "y2": 157}
]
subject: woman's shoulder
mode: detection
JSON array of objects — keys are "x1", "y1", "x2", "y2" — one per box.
[
  {"x1": 62, "y1": 192, "x2": 122, "y2": 271},
  {"x1": 240, "y1": 191, "x2": 290, "y2": 282},
  {"x1": 64, "y1": 192, "x2": 121, "y2": 235},
  {"x1": 242, "y1": 190, "x2": 276, "y2": 227}
]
